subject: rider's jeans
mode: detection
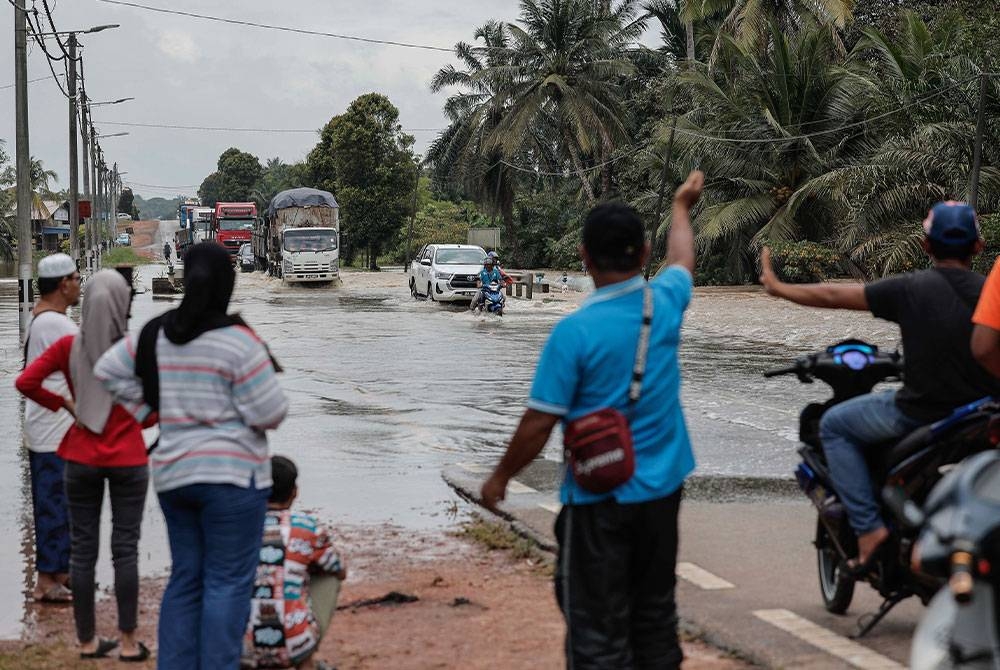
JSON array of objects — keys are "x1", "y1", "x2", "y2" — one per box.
[{"x1": 819, "y1": 390, "x2": 922, "y2": 536}]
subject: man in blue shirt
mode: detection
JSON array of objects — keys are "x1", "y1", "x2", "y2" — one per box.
[{"x1": 482, "y1": 171, "x2": 704, "y2": 669}]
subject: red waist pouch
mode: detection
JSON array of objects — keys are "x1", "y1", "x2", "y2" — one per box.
[{"x1": 563, "y1": 408, "x2": 635, "y2": 494}]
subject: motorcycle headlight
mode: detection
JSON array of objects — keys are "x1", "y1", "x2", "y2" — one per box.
[{"x1": 434, "y1": 271, "x2": 453, "y2": 280}]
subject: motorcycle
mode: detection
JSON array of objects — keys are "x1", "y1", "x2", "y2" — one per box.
[
  {"x1": 765, "y1": 340, "x2": 997, "y2": 637},
  {"x1": 892, "y1": 449, "x2": 1000, "y2": 669},
  {"x1": 481, "y1": 281, "x2": 505, "y2": 317}
]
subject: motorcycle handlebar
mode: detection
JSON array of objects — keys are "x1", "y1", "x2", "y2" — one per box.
[{"x1": 949, "y1": 551, "x2": 975, "y2": 604}]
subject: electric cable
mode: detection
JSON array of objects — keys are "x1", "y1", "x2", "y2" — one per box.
[
  {"x1": 91, "y1": 120, "x2": 444, "y2": 133},
  {"x1": 97, "y1": 0, "x2": 453, "y2": 52},
  {"x1": 0, "y1": 73, "x2": 63, "y2": 90},
  {"x1": 671, "y1": 77, "x2": 978, "y2": 145}
]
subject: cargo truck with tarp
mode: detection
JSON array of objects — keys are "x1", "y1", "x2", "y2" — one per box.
[{"x1": 254, "y1": 188, "x2": 340, "y2": 284}]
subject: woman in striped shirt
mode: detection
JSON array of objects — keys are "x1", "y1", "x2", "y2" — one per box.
[{"x1": 97, "y1": 243, "x2": 288, "y2": 670}]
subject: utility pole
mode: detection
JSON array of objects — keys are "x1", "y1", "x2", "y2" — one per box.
[
  {"x1": 14, "y1": 0, "x2": 32, "y2": 341},
  {"x1": 112, "y1": 163, "x2": 119, "y2": 224},
  {"x1": 80, "y1": 89, "x2": 92, "y2": 271},
  {"x1": 95, "y1": 158, "x2": 103, "y2": 267},
  {"x1": 68, "y1": 33, "x2": 80, "y2": 267},
  {"x1": 969, "y1": 69, "x2": 989, "y2": 211}
]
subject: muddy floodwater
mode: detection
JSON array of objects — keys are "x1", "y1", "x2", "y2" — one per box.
[{"x1": 0, "y1": 266, "x2": 900, "y2": 637}]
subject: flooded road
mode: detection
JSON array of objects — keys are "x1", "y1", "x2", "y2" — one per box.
[{"x1": 0, "y1": 263, "x2": 901, "y2": 638}]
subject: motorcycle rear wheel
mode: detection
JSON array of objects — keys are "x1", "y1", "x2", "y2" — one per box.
[{"x1": 817, "y1": 519, "x2": 855, "y2": 614}]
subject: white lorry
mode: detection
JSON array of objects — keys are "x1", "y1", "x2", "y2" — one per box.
[
  {"x1": 407, "y1": 243, "x2": 487, "y2": 302},
  {"x1": 255, "y1": 188, "x2": 340, "y2": 284}
]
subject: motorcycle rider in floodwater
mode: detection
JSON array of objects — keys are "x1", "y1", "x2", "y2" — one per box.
[
  {"x1": 759, "y1": 201, "x2": 1000, "y2": 574},
  {"x1": 470, "y1": 256, "x2": 502, "y2": 313}
]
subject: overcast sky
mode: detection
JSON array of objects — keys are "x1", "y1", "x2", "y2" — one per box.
[{"x1": 1, "y1": 0, "x2": 531, "y2": 201}]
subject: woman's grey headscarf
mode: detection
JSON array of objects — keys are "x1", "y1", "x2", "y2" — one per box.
[{"x1": 70, "y1": 269, "x2": 131, "y2": 433}]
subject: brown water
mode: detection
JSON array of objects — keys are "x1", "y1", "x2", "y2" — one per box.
[{"x1": 0, "y1": 266, "x2": 900, "y2": 638}]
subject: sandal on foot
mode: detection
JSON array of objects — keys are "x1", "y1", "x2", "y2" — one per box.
[
  {"x1": 34, "y1": 583, "x2": 72, "y2": 604},
  {"x1": 80, "y1": 638, "x2": 118, "y2": 659},
  {"x1": 119, "y1": 641, "x2": 151, "y2": 662}
]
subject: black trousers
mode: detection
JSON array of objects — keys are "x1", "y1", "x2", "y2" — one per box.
[
  {"x1": 64, "y1": 462, "x2": 149, "y2": 643},
  {"x1": 554, "y1": 489, "x2": 683, "y2": 670}
]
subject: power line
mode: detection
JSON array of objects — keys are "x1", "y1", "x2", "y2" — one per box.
[
  {"x1": 97, "y1": 0, "x2": 453, "y2": 52},
  {"x1": 92, "y1": 120, "x2": 444, "y2": 133},
  {"x1": 672, "y1": 77, "x2": 978, "y2": 145},
  {"x1": 0, "y1": 73, "x2": 64, "y2": 90}
]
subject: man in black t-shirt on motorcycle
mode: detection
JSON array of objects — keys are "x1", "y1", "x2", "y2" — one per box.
[{"x1": 760, "y1": 202, "x2": 1000, "y2": 572}]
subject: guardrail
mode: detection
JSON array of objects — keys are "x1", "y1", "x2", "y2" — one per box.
[{"x1": 504, "y1": 272, "x2": 551, "y2": 299}]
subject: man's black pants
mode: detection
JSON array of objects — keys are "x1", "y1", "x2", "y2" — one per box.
[{"x1": 554, "y1": 489, "x2": 683, "y2": 670}]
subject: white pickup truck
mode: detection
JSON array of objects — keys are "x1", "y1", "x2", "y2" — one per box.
[{"x1": 408, "y1": 244, "x2": 487, "y2": 302}]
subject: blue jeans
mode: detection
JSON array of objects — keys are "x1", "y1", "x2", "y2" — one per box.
[
  {"x1": 157, "y1": 483, "x2": 269, "y2": 670},
  {"x1": 819, "y1": 391, "x2": 922, "y2": 536}
]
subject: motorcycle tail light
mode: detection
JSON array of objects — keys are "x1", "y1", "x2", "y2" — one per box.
[
  {"x1": 989, "y1": 416, "x2": 1000, "y2": 446},
  {"x1": 979, "y1": 559, "x2": 991, "y2": 576}
]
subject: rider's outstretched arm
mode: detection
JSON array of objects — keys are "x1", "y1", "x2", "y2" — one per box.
[{"x1": 759, "y1": 248, "x2": 868, "y2": 311}]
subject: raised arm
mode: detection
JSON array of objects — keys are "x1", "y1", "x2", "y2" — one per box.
[
  {"x1": 759, "y1": 247, "x2": 869, "y2": 311},
  {"x1": 664, "y1": 170, "x2": 704, "y2": 273}
]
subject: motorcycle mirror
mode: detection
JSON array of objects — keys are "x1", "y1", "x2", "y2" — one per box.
[{"x1": 882, "y1": 485, "x2": 926, "y2": 530}]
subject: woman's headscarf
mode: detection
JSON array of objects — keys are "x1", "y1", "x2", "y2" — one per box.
[
  {"x1": 162, "y1": 242, "x2": 237, "y2": 344},
  {"x1": 70, "y1": 269, "x2": 132, "y2": 433}
]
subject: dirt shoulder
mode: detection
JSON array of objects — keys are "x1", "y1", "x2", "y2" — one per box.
[{"x1": 0, "y1": 519, "x2": 748, "y2": 669}]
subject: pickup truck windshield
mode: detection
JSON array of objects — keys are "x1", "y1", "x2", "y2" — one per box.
[
  {"x1": 218, "y1": 218, "x2": 255, "y2": 231},
  {"x1": 283, "y1": 229, "x2": 338, "y2": 252},
  {"x1": 435, "y1": 249, "x2": 485, "y2": 265}
]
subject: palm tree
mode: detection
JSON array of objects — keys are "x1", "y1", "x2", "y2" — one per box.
[
  {"x1": 429, "y1": 21, "x2": 523, "y2": 253},
  {"x1": 703, "y1": 0, "x2": 853, "y2": 68},
  {"x1": 432, "y1": 1, "x2": 646, "y2": 208},
  {"x1": 493, "y1": 0, "x2": 646, "y2": 204},
  {"x1": 821, "y1": 12, "x2": 995, "y2": 276},
  {"x1": 673, "y1": 22, "x2": 874, "y2": 281}
]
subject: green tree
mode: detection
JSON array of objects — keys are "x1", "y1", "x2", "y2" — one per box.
[
  {"x1": 117, "y1": 187, "x2": 140, "y2": 220},
  {"x1": 308, "y1": 94, "x2": 417, "y2": 269},
  {"x1": 198, "y1": 148, "x2": 263, "y2": 206},
  {"x1": 0, "y1": 140, "x2": 14, "y2": 260},
  {"x1": 672, "y1": 23, "x2": 874, "y2": 281},
  {"x1": 252, "y1": 157, "x2": 309, "y2": 212},
  {"x1": 428, "y1": 21, "x2": 521, "y2": 257}
]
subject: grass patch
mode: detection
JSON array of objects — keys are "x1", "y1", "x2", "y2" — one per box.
[
  {"x1": 104, "y1": 247, "x2": 153, "y2": 265},
  {"x1": 0, "y1": 643, "x2": 79, "y2": 670},
  {"x1": 455, "y1": 513, "x2": 553, "y2": 574}
]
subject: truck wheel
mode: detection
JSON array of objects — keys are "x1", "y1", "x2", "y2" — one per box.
[
  {"x1": 410, "y1": 278, "x2": 419, "y2": 299},
  {"x1": 427, "y1": 283, "x2": 434, "y2": 301}
]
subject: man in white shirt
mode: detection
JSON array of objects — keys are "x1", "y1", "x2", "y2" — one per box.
[{"x1": 23, "y1": 253, "x2": 80, "y2": 602}]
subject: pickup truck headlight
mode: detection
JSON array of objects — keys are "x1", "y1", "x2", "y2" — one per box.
[{"x1": 434, "y1": 271, "x2": 453, "y2": 280}]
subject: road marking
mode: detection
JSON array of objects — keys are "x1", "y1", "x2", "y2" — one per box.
[
  {"x1": 753, "y1": 609, "x2": 905, "y2": 670},
  {"x1": 507, "y1": 480, "x2": 537, "y2": 494},
  {"x1": 676, "y1": 562, "x2": 735, "y2": 590},
  {"x1": 538, "y1": 502, "x2": 562, "y2": 513}
]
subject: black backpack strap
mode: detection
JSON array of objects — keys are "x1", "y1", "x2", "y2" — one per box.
[
  {"x1": 135, "y1": 315, "x2": 164, "y2": 412},
  {"x1": 934, "y1": 269, "x2": 980, "y2": 313}
]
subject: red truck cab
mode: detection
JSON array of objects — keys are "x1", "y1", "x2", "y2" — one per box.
[{"x1": 213, "y1": 202, "x2": 257, "y2": 260}]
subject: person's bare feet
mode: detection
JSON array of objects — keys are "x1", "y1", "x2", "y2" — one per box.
[{"x1": 853, "y1": 526, "x2": 890, "y2": 568}]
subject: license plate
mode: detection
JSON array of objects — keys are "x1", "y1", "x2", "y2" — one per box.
[{"x1": 304, "y1": 274, "x2": 319, "y2": 279}]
